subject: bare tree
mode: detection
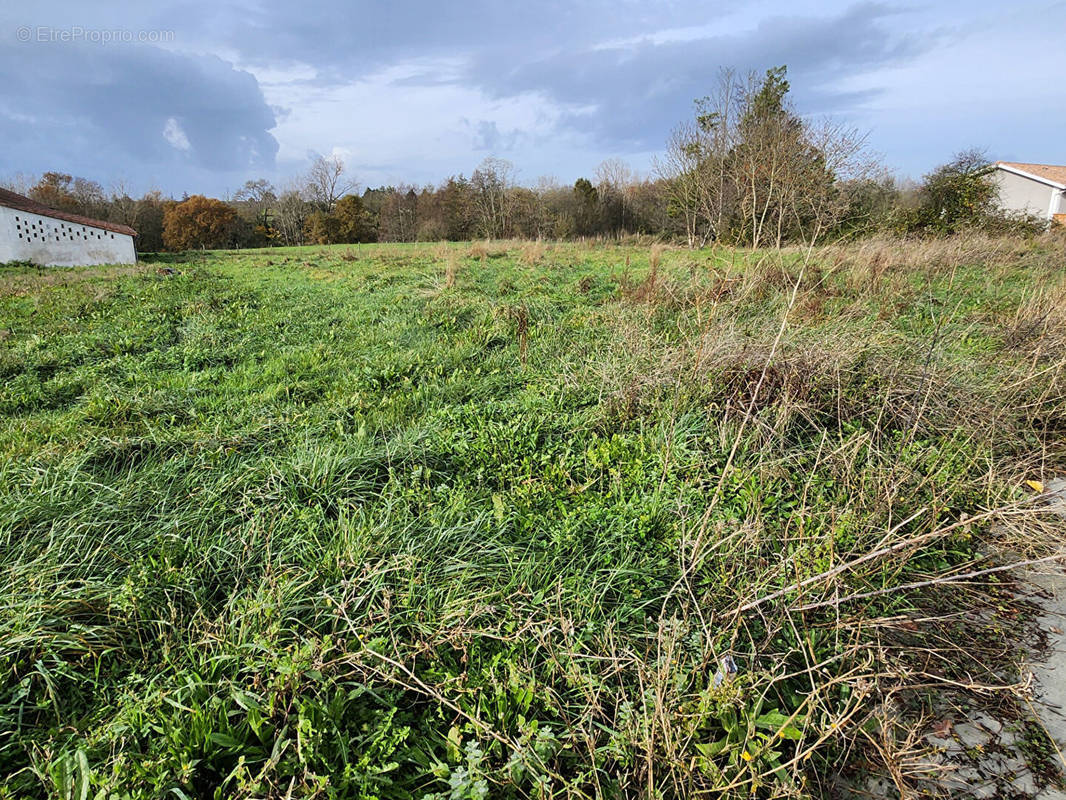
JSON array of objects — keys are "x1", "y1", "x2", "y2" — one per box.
[
  {"x1": 788, "y1": 118, "x2": 872, "y2": 243},
  {"x1": 303, "y1": 154, "x2": 355, "y2": 213},
  {"x1": 594, "y1": 158, "x2": 637, "y2": 235},
  {"x1": 275, "y1": 182, "x2": 311, "y2": 245},
  {"x1": 108, "y1": 180, "x2": 137, "y2": 227},
  {"x1": 656, "y1": 69, "x2": 745, "y2": 247},
  {"x1": 378, "y1": 186, "x2": 419, "y2": 242},
  {"x1": 234, "y1": 179, "x2": 277, "y2": 229},
  {"x1": 0, "y1": 172, "x2": 35, "y2": 195},
  {"x1": 470, "y1": 156, "x2": 516, "y2": 238},
  {"x1": 655, "y1": 123, "x2": 707, "y2": 247},
  {"x1": 530, "y1": 176, "x2": 563, "y2": 239}
]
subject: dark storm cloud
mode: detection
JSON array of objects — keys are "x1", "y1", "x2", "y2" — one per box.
[
  {"x1": 460, "y1": 3, "x2": 929, "y2": 150},
  {"x1": 0, "y1": 40, "x2": 277, "y2": 181}
]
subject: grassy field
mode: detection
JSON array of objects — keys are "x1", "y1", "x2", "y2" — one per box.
[{"x1": 1, "y1": 237, "x2": 1064, "y2": 798}]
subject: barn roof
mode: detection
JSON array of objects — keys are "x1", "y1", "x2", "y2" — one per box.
[
  {"x1": 0, "y1": 188, "x2": 137, "y2": 236},
  {"x1": 995, "y1": 162, "x2": 1066, "y2": 189}
]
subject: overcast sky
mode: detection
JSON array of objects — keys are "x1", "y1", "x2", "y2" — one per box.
[{"x1": 1, "y1": 1, "x2": 1063, "y2": 197}]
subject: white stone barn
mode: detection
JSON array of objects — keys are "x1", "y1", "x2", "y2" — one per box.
[
  {"x1": 0, "y1": 187, "x2": 137, "y2": 266},
  {"x1": 990, "y1": 162, "x2": 1066, "y2": 226}
]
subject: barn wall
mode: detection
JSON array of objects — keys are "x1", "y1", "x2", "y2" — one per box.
[
  {"x1": 0, "y1": 205, "x2": 136, "y2": 266},
  {"x1": 991, "y1": 169, "x2": 1057, "y2": 219}
]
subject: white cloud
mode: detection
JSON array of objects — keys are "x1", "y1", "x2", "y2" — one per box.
[
  {"x1": 162, "y1": 117, "x2": 191, "y2": 151},
  {"x1": 256, "y1": 58, "x2": 598, "y2": 186}
]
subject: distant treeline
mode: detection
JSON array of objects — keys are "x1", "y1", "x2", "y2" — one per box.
[{"x1": 4, "y1": 67, "x2": 1045, "y2": 252}]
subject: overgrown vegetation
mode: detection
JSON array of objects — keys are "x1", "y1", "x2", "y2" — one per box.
[
  {"x1": 1, "y1": 237, "x2": 1064, "y2": 798},
  {"x1": 657, "y1": 66, "x2": 870, "y2": 248},
  {"x1": 891, "y1": 149, "x2": 1048, "y2": 237}
]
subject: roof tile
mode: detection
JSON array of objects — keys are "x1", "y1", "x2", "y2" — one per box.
[{"x1": 996, "y1": 162, "x2": 1066, "y2": 188}]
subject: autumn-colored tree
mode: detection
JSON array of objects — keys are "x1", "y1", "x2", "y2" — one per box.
[
  {"x1": 333, "y1": 194, "x2": 376, "y2": 242},
  {"x1": 30, "y1": 172, "x2": 79, "y2": 211},
  {"x1": 304, "y1": 210, "x2": 343, "y2": 244},
  {"x1": 30, "y1": 172, "x2": 107, "y2": 217},
  {"x1": 162, "y1": 195, "x2": 239, "y2": 250}
]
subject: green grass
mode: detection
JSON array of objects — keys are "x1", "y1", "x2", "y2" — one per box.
[{"x1": 1, "y1": 238, "x2": 1064, "y2": 798}]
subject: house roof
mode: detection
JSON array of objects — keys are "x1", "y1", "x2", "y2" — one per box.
[
  {"x1": 0, "y1": 187, "x2": 137, "y2": 236},
  {"x1": 995, "y1": 162, "x2": 1066, "y2": 190}
]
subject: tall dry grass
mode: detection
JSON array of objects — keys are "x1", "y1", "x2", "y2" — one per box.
[{"x1": 517, "y1": 240, "x2": 546, "y2": 267}]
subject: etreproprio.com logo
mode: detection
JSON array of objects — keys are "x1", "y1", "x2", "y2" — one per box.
[{"x1": 16, "y1": 26, "x2": 175, "y2": 44}]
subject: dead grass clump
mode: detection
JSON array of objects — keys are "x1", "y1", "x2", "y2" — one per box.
[
  {"x1": 821, "y1": 233, "x2": 1031, "y2": 280},
  {"x1": 1002, "y1": 284, "x2": 1066, "y2": 360},
  {"x1": 748, "y1": 259, "x2": 800, "y2": 295},
  {"x1": 468, "y1": 240, "x2": 509, "y2": 262},
  {"x1": 468, "y1": 241, "x2": 489, "y2": 263},
  {"x1": 716, "y1": 359, "x2": 817, "y2": 414},
  {"x1": 699, "y1": 272, "x2": 740, "y2": 306},
  {"x1": 601, "y1": 378, "x2": 645, "y2": 427},
  {"x1": 519, "y1": 240, "x2": 547, "y2": 266},
  {"x1": 624, "y1": 245, "x2": 665, "y2": 303},
  {"x1": 792, "y1": 291, "x2": 828, "y2": 322},
  {"x1": 443, "y1": 253, "x2": 458, "y2": 289}
]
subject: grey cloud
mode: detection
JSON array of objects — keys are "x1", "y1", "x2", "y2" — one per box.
[
  {"x1": 460, "y1": 3, "x2": 930, "y2": 150},
  {"x1": 0, "y1": 40, "x2": 277, "y2": 185},
  {"x1": 470, "y1": 120, "x2": 522, "y2": 152},
  {"x1": 212, "y1": 0, "x2": 715, "y2": 74},
  {"x1": 3, "y1": 0, "x2": 730, "y2": 78}
]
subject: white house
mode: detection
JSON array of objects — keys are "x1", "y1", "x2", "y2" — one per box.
[
  {"x1": 990, "y1": 162, "x2": 1066, "y2": 226},
  {"x1": 0, "y1": 187, "x2": 137, "y2": 266}
]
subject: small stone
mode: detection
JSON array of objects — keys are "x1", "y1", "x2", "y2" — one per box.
[
  {"x1": 1000, "y1": 755, "x2": 1026, "y2": 774},
  {"x1": 1046, "y1": 478, "x2": 1066, "y2": 518},
  {"x1": 1014, "y1": 771, "x2": 1038, "y2": 795},
  {"x1": 943, "y1": 765, "x2": 983, "y2": 788},
  {"x1": 926, "y1": 732, "x2": 959, "y2": 751},
  {"x1": 973, "y1": 713, "x2": 1003, "y2": 736},
  {"x1": 999, "y1": 729, "x2": 1019, "y2": 747},
  {"x1": 954, "y1": 723, "x2": 991, "y2": 749}
]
